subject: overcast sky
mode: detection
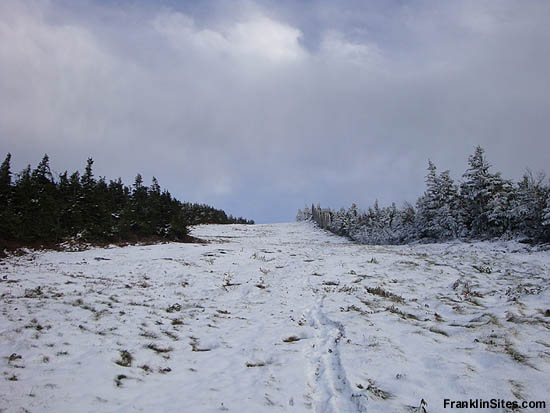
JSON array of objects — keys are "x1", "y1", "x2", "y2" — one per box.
[{"x1": 1, "y1": 0, "x2": 549, "y2": 223}]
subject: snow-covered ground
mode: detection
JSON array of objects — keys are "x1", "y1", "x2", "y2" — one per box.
[{"x1": 1, "y1": 222, "x2": 549, "y2": 412}]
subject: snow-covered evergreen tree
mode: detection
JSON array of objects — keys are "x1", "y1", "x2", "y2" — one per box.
[
  {"x1": 398, "y1": 202, "x2": 417, "y2": 242},
  {"x1": 509, "y1": 171, "x2": 547, "y2": 238},
  {"x1": 416, "y1": 161, "x2": 460, "y2": 239},
  {"x1": 344, "y1": 203, "x2": 359, "y2": 235},
  {"x1": 435, "y1": 170, "x2": 460, "y2": 238},
  {"x1": 460, "y1": 146, "x2": 504, "y2": 237},
  {"x1": 542, "y1": 194, "x2": 550, "y2": 227},
  {"x1": 416, "y1": 160, "x2": 440, "y2": 237},
  {"x1": 330, "y1": 207, "x2": 347, "y2": 235},
  {"x1": 302, "y1": 205, "x2": 312, "y2": 220},
  {"x1": 486, "y1": 180, "x2": 514, "y2": 236}
]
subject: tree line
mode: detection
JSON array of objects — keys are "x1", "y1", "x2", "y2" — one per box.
[
  {"x1": 0, "y1": 153, "x2": 253, "y2": 249},
  {"x1": 297, "y1": 146, "x2": 550, "y2": 244}
]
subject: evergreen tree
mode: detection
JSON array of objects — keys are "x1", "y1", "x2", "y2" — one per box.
[
  {"x1": 486, "y1": 179, "x2": 514, "y2": 236},
  {"x1": 107, "y1": 178, "x2": 128, "y2": 239},
  {"x1": 94, "y1": 177, "x2": 113, "y2": 238},
  {"x1": 435, "y1": 170, "x2": 460, "y2": 238},
  {"x1": 31, "y1": 154, "x2": 59, "y2": 241},
  {"x1": 509, "y1": 171, "x2": 547, "y2": 239},
  {"x1": 416, "y1": 160, "x2": 444, "y2": 238},
  {"x1": 12, "y1": 165, "x2": 34, "y2": 241},
  {"x1": 130, "y1": 173, "x2": 150, "y2": 236},
  {"x1": 398, "y1": 201, "x2": 416, "y2": 242},
  {"x1": 67, "y1": 171, "x2": 83, "y2": 235},
  {"x1": 344, "y1": 203, "x2": 359, "y2": 235},
  {"x1": 460, "y1": 146, "x2": 504, "y2": 237},
  {"x1": 331, "y1": 207, "x2": 347, "y2": 235},
  {"x1": 0, "y1": 153, "x2": 12, "y2": 203},
  {"x1": 158, "y1": 189, "x2": 174, "y2": 234},
  {"x1": 168, "y1": 206, "x2": 189, "y2": 240},
  {"x1": 79, "y1": 158, "x2": 100, "y2": 238},
  {"x1": 542, "y1": 194, "x2": 550, "y2": 233},
  {"x1": 298, "y1": 205, "x2": 312, "y2": 221},
  {"x1": 0, "y1": 154, "x2": 16, "y2": 240},
  {"x1": 148, "y1": 177, "x2": 162, "y2": 235},
  {"x1": 57, "y1": 171, "x2": 73, "y2": 235}
]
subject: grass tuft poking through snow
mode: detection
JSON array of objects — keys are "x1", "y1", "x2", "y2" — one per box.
[{"x1": 115, "y1": 350, "x2": 133, "y2": 367}]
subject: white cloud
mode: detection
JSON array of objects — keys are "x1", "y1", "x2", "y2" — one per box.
[
  {"x1": 153, "y1": 12, "x2": 305, "y2": 62},
  {"x1": 153, "y1": 12, "x2": 228, "y2": 56},
  {"x1": 0, "y1": 5, "x2": 124, "y2": 144},
  {"x1": 153, "y1": 11, "x2": 383, "y2": 66},
  {"x1": 228, "y1": 16, "x2": 305, "y2": 62},
  {"x1": 319, "y1": 31, "x2": 382, "y2": 66}
]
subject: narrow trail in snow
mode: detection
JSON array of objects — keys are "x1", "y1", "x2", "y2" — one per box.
[{"x1": 305, "y1": 295, "x2": 367, "y2": 413}]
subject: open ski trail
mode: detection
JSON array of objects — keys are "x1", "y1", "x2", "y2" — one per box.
[{"x1": 1, "y1": 222, "x2": 549, "y2": 412}]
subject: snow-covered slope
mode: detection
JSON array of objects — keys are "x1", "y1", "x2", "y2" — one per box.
[{"x1": 1, "y1": 222, "x2": 549, "y2": 412}]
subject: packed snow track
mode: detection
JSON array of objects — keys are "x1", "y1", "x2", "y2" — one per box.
[{"x1": 1, "y1": 223, "x2": 549, "y2": 412}]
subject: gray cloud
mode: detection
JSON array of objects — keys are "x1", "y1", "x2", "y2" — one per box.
[{"x1": 1, "y1": 0, "x2": 549, "y2": 222}]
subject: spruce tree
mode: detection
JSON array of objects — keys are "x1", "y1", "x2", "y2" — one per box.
[
  {"x1": 436, "y1": 170, "x2": 460, "y2": 238},
  {"x1": 94, "y1": 177, "x2": 112, "y2": 238},
  {"x1": 67, "y1": 171, "x2": 83, "y2": 235},
  {"x1": 542, "y1": 195, "x2": 550, "y2": 235},
  {"x1": 31, "y1": 154, "x2": 59, "y2": 241},
  {"x1": 80, "y1": 158, "x2": 99, "y2": 239},
  {"x1": 486, "y1": 180, "x2": 514, "y2": 236},
  {"x1": 148, "y1": 177, "x2": 163, "y2": 235},
  {"x1": 509, "y1": 171, "x2": 547, "y2": 239},
  {"x1": 107, "y1": 178, "x2": 127, "y2": 239},
  {"x1": 0, "y1": 153, "x2": 12, "y2": 203},
  {"x1": 416, "y1": 160, "x2": 442, "y2": 238},
  {"x1": 0, "y1": 154, "x2": 16, "y2": 240},
  {"x1": 130, "y1": 173, "x2": 150, "y2": 236},
  {"x1": 12, "y1": 165, "x2": 34, "y2": 241},
  {"x1": 460, "y1": 146, "x2": 504, "y2": 237},
  {"x1": 57, "y1": 171, "x2": 72, "y2": 236},
  {"x1": 398, "y1": 202, "x2": 416, "y2": 242}
]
